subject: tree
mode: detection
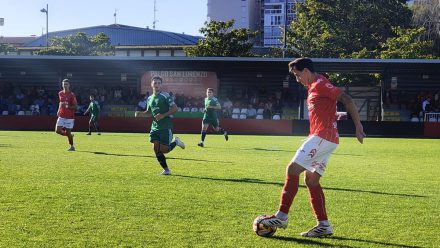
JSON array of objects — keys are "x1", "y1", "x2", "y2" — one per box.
[
  {"x1": 287, "y1": 0, "x2": 412, "y2": 58},
  {"x1": 412, "y1": 1, "x2": 440, "y2": 55},
  {"x1": 351, "y1": 27, "x2": 437, "y2": 59},
  {"x1": 0, "y1": 43, "x2": 16, "y2": 55},
  {"x1": 185, "y1": 20, "x2": 257, "y2": 57},
  {"x1": 379, "y1": 27, "x2": 436, "y2": 59},
  {"x1": 34, "y1": 32, "x2": 114, "y2": 56}
]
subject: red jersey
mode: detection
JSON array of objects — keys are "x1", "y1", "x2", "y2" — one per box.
[
  {"x1": 307, "y1": 74, "x2": 342, "y2": 144},
  {"x1": 58, "y1": 90, "x2": 77, "y2": 119}
]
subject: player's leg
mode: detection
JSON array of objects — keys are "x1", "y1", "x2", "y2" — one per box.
[
  {"x1": 261, "y1": 162, "x2": 305, "y2": 229},
  {"x1": 55, "y1": 117, "x2": 66, "y2": 136},
  {"x1": 65, "y1": 128, "x2": 75, "y2": 151},
  {"x1": 65, "y1": 119, "x2": 75, "y2": 151},
  {"x1": 152, "y1": 141, "x2": 171, "y2": 175},
  {"x1": 163, "y1": 129, "x2": 184, "y2": 151},
  {"x1": 300, "y1": 139, "x2": 337, "y2": 237},
  {"x1": 87, "y1": 118, "x2": 92, "y2": 135},
  {"x1": 213, "y1": 119, "x2": 228, "y2": 141},
  {"x1": 262, "y1": 136, "x2": 327, "y2": 229},
  {"x1": 300, "y1": 171, "x2": 333, "y2": 237},
  {"x1": 94, "y1": 119, "x2": 101, "y2": 135},
  {"x1": 198, "y1": 122, "x2": 209, "y2": 147},
  {"x1": 91, "y1": 115, "x2": 100, "y2": 134}
]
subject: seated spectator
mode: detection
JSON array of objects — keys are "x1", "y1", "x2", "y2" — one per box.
[
  {"x1": 47, "y1": 98, "x2": 58, "y2": 116},
  {"x1": 175, "y1": 93, "x2": 185, "y2": 108},
  {"x1": 33, "y1": 96, "x2": 45, "y2": 111},
  {"x1": 6, "y1": 96, "x2": 17, "y2": 115},
  {"x1": 137, "y1": 95, "x2": 148, "y2": 111},
  {"x1": 30, "y1": 104, "x2": 40, "y2": 115},
  {"x1": 223, "y1": 97, "x2": 233, "y2": 115},
  {"x1": 247, "y1": 104, "x2": 257, "y2": 119}
]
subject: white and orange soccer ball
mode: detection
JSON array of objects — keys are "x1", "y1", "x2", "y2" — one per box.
[{"x1": 252, "y1": 215, "x2": 277, "y2": 237}]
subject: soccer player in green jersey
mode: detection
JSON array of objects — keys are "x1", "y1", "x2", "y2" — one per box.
[
  {"x1": 198, "y1": 88, "x2": 228, "y2": 147},
  {"x1": 135, "y1": 76, "x2": 185, "y2": 175},
  {"x1": 84, "y1": 94, "x2": 101, "y2": 135}
]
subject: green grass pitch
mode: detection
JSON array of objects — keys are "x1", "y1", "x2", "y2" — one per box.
[{"x1": 0, "y1": 131, "x2": 439, "y2": 247}]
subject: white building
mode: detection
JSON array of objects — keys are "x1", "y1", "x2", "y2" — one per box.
[
  {"x1": 207, "y1": 0, "x2": 300, "y2": 48},
  {"x1": 207, "y1": 0, "x2": 260, "y2": 31}
]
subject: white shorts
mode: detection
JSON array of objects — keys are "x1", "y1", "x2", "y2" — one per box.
[
  {"x1": 291, "y1": 135, "x2": 338, "y2": 176},
  {"x1": 56, "y1": 117, "x2": 75, "y2": 129}
]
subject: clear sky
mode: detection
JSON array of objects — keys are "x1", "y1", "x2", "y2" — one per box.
[{"x1": 0, "y1": 0, "x2": 208, "y2": 37}]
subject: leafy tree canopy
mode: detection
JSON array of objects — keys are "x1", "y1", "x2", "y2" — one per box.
[
  {"x1": 287, "y1": 0, "x2": 412, "y2": 58},
  {"x1": 35, "y1": 32, "x2": 114, "y2": 56},
  {"x1": 185, "y1": 20, "x2": 257, "y2": 57}
]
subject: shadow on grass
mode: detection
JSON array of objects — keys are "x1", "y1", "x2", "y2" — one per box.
[
  {"x1": 330, "y1": 236, "x2": 422, "y2": 248},
  {"x1": 270, "y1": 236, "x2": 352, "y2": 247},
  {"x1": 250, "y1": 148, "x2": 293, "y2": 152},
  {"x1": 78, "y1": 151, "x2": 233, "y2": 164},
  {"x1": 271, "y1": 235, "x2": 420, "y2": 248},
  {"x1": 0, "y1": 144, "x2": 12, "y2": 148},
  {"x1": 173, "y1": 175, "x2": 426, "y2": 198}
]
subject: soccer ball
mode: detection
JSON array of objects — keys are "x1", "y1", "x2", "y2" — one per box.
[{"x1": 252, "y1": 215, "x2": 277, "y2": 237}]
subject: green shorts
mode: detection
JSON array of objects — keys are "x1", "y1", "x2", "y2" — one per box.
[
  {"x1": 90, "y1": 115, "x2": 98, "y2": 123},
  {"x1": 202, "y1": 118, "x2": 219, "y2": 128},
  {"x1": 150, "y1": 129, "x2": 173, "y2": 146}
]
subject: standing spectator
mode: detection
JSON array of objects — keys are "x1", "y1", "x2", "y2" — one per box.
[{"x1": 422, "y1": 97, "x2": 431, "y2": 117}]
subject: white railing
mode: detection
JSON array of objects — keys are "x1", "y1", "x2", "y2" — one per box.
[{"x1": 424, "y1": 112, "x2": 440, "y2": 122}]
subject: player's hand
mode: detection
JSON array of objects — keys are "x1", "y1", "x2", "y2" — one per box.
[
  {"x1": 154, "y1": 113, "x2": 164, "y2": 121},
  {"x1": 356, "y1": 125, "x2": 366, "y2": 144}
]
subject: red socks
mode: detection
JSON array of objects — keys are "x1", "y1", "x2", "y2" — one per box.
[
  {"x1": 278, "y1": 174, "x2": 299, "y2": 214},
  {"x1": 308, "y1": 184, "x2": 327, "y2": 221}
]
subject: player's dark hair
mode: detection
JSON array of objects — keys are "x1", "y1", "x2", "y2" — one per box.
[
  {"x1": 151, "y1": 75, "x2": 163, "y2": 83},
  {"x1": 288, "y1": 58, "x2": 315, "y2": 73},
  {"x1": 90, "y1": 94, "x2": 95, "y2": 98},
  {"x1": 62, "y1": 79, "x2": 69, "y2": 83},
  {"x1": 207, "y1": 88, "x2": 214, "y2": 92}
]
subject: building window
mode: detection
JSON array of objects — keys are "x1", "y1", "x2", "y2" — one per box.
[{"x1": 271, "y1": 16, "x2": 281, "y2": 25}]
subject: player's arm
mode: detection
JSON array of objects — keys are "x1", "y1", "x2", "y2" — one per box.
[
  {"x1": 84, "y1": 105, "x2": 91, "y2": 115},
  {"x1": 66, "y1": 97, "x2": 77, "y2": 111},
  {"x1": 154, "y1": 104, "x2": 178, "y2": 121},
  {"x1": 135, "y1": 108, "x2": 152, "y2": 118},
  {"x1": 207, "y1": 103, "x2": 221, "y2": 110},
  {"x1": 337, "y1": 92, "x2": 366, "y2": 144}
]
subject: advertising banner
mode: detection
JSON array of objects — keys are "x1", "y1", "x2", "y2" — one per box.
[{"x1": 140, "y1": 71, "x2": 218, "y2": 97}]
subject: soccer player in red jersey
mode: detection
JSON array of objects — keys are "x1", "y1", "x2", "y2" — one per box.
[
  {"x1": 261, "y1": 58, "x2": 366, "y2": 237},
  {"x1": 55, "y1": 79, "x2": 77, "y2": 151}
]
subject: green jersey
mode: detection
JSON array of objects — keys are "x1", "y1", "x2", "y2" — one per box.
[
  {"x1": 87, "y1": 100, "x2": 100, "y2": 116},
  {"x1": 203, "y1": 96, "x2": 220, "y2": 120},
  {"x1": 147, "y1": 92, "x2": 175, "y2": 131}
]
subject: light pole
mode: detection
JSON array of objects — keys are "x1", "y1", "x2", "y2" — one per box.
[
  {"x1": 40, "y1": 4, "x2": 48, "y2": 48},
  {"x1": 283, "y1": 0, "x2": 288, "y2": 58}
]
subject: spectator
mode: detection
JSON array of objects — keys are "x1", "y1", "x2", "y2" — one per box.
[
  {"x1": 47, "y1": 98, "x2": 58, "y2": 116},
  {"x1": 247, "y1": 104, "x2": 257, "y2": 119},
  {"x1": 223, "y1": 97, "x2": 233, "y2": 117},
  {"x1": 422, "y1": 97, "x2": 431, "y2": 111},
  {"x1": 137, "y1": 95, "x2": 148, "y2": 111}
]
